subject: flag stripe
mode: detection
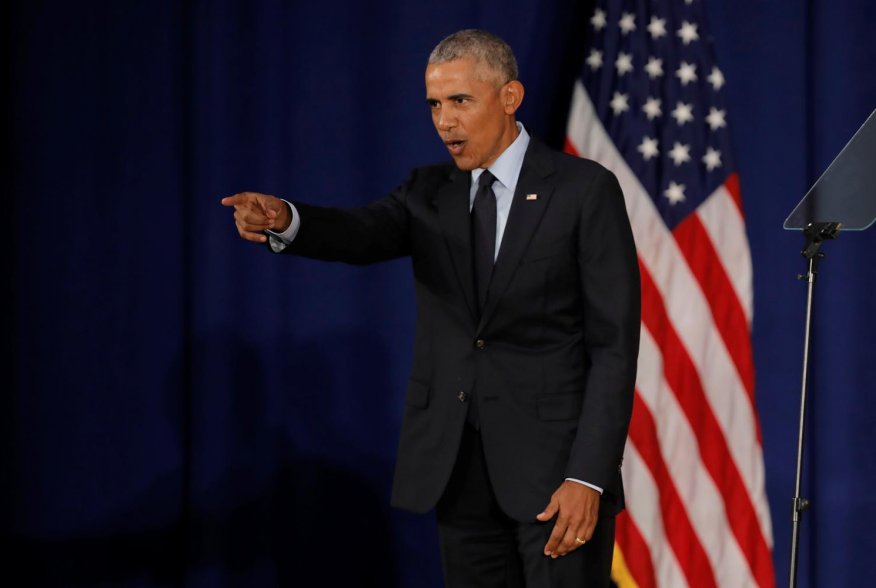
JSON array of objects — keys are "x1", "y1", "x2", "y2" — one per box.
[
  {"x1": 638, "y1": 261, "x2": 774, "y2": 587},
  {"x1": 674, "y1": 208, "x2": 756, "y2": 400},
  {"x1": 621, "y1": 443, "x2": 688, "y2": 587},
  {"x1": 723, "y1": 173, "x2": 744, "y2": 215},
  {"x1": 628, "y1": 391, "x2": 718, "y2": 588},
  {"x1": 614, "y1": 515, "x2": 654, "y2": 588},
  {"x1": 678, "y1": 198, "x2": 762, "y2": 450},
  {"x1": 635, "y1": 327, "x2": 758, "y2": 587},
  {"x1": 684, "y1": 188, "x2": 772, "y2": 541},
  {"x1": 697, "y1": 176, "x2": 754, "y2": 323}
]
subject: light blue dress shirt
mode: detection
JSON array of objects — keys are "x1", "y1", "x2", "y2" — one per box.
[{"x1": 469, "y1": 122, "x2": 529, "y2": 260}]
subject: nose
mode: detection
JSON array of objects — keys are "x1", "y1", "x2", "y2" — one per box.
[{"x1": 435, "y1": 109, "x2": 456, "y2": 131}]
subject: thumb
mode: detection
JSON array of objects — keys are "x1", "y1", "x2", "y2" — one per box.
[
  {"x1": 255, "y1": 197, "x2": 271, "y2": 217},
  {"x1": 536, "y1": 496, "x2": 559, "y2": 521}
]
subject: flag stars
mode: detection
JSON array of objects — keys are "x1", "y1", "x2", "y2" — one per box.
[
  {"x1": 642, "y1": 97, "x2": 662, "y2": 120},
  {"x1": 677, "y1": 21, "x2": 700, "y2": 45},
  {"x1": 647, "y1": 16, "x2": 667, "y2": 40},
  {"x1": 671, "y1": 101, "x2": 694, "y2": 125},
  {"x1": 616, "y1": 52, "x2": 634, "y2": 76},
  {"x1": 664, "y1": 181, "x2": 687, "y2": 205},
  {"x1": 703, "y1": 147, "x2": 723, "y2": 171},
  {"x1": 609, "y1": 92, "x2": 630, "y2": 115},
  {"x1": 676, "y1": 62, "x2": 697, "y2": 86},
  {"x1": 619, "y1": 12, "x2": 637, "y2": 35},
  {"x1": 708, "y1": 66, "x2": 725, "y2": 90},
  {"x1": 591, "y1": 8, "x2": 607, "y2": 31},
  {"x1": 644, "y1": 57, "x2": 664, "y2": 79},
  {"x1": 637, "y1": 136, "x2": 659, "y2": 161},
  {"x1": 668, "y1": 142, "x2": 692, "y2": 166},
  {"x1": 706, "y1": 107, "x2": 727, "y2": 130},
  {"x1": 586, "y1": 49, "x2": 603, "y2": 71}
]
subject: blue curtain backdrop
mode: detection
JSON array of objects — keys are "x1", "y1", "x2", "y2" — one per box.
[{"x1": 7, "y1": 1, "x2": 876, "y2": 586}]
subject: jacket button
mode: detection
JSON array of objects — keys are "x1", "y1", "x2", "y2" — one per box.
[
  {"x1": 475, "y1": 339, "x2": 486, "y2": 349},
  {"x1": 458, "y1": 391, "x2": 468, "y2": 402}
]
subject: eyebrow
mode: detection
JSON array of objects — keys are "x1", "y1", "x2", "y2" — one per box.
[{"x1": 425, "y1": 93, "x2": 475, "y2": 104}]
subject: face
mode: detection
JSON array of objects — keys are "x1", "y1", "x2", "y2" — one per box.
[{"x1": 425, "y1": 57, "x2": 524, "y2": 171}]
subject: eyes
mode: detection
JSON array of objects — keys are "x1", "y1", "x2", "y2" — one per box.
[{"x1": 426, "y1": 96, "x2": 471, "y2": 109}]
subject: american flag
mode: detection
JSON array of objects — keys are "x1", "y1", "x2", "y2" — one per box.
[{"x1": 564, "y1": 1, "x2": 775, "y2": 586}]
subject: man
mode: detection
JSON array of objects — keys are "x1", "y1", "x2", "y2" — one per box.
[{"x1": 222, "y1": 30, "x2": 640, "y2": 587}]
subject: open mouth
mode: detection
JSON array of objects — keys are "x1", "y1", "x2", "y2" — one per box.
[{"x1": 445, "y1": 140, "x2": 466, "y2": 155}]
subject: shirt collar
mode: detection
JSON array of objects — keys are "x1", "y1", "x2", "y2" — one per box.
[{"x1": 471, "y1": 122, "x2": 530, "y2": 192}]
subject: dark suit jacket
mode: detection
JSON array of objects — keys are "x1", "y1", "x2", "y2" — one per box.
[{"x1": 279, "y1": 137, "x2": 640, "y2": 522}]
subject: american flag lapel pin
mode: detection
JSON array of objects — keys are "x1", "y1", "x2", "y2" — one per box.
[{"x1": 526, "y1": 193, "x2": 538, "y2": 201}]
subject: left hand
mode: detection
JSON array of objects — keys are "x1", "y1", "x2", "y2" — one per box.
[{"x1": 535, "y1": 480, "x2": 600, "y2": 558}]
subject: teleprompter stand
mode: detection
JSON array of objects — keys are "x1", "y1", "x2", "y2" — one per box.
[{"x1": 783, "y1": 107, "x2": 876, "y2": 588}]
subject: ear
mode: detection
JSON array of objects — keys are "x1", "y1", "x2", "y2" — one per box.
[{"x1": 503, "y1": 80, "x2": 525, "y2": 114}]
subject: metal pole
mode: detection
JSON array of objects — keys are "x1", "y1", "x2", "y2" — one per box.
[{"x1": 788, "y1": 255, "x2": 817, "y2": 588}]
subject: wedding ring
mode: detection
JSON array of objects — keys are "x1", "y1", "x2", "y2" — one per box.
[{"x1": 575, "y1": 537, "x2": 586, "y2": 545}]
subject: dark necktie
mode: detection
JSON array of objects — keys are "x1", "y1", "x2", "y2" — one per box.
[{"x1": 471, "y1": 170, "x2": 497, "y2": 315}]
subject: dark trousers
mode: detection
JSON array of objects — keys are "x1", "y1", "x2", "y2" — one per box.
[{"x1": 436, "y1": 424, "x2": 615, "y2": 588}]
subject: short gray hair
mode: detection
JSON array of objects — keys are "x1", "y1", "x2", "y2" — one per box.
[{"x1": 428, "y1": 29, "x2": 519, "y2": 85}]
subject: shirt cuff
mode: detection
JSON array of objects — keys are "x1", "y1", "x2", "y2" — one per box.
[
  {"x1": 565, "y1": 478, "x2": 603, "y2": 494},
  {"x1": 265, "y1": 200, "x2": 300, "y2": 251}
]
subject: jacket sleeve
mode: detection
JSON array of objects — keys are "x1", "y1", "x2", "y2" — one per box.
[
  {"x1": 565, "y1": 166, "x2": 641, "y2": 495},
  {"x1": 271, "y1": 171, "x2": 416, "y2": 265}
]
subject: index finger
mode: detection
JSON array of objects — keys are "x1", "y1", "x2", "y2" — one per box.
[{"x1": 220, "y1": 194, "x2": 247, "y2": 207}]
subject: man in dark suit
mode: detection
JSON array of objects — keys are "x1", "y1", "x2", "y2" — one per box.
[{"x1": 222, "y1": 29, "x2": 640, "y2": 587}]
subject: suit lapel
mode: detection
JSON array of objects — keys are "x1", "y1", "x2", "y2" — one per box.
[
  {"x1": 437, "y1": 168, "x2": 479, "y2": 323},
  {"x1": 477, "y1": 140, "x2": 555, "y2": 333}
]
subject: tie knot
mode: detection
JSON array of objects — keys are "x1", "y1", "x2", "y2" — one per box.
[{"x1": 478, "y1": 170, "x2": 496, "y2": 190}]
